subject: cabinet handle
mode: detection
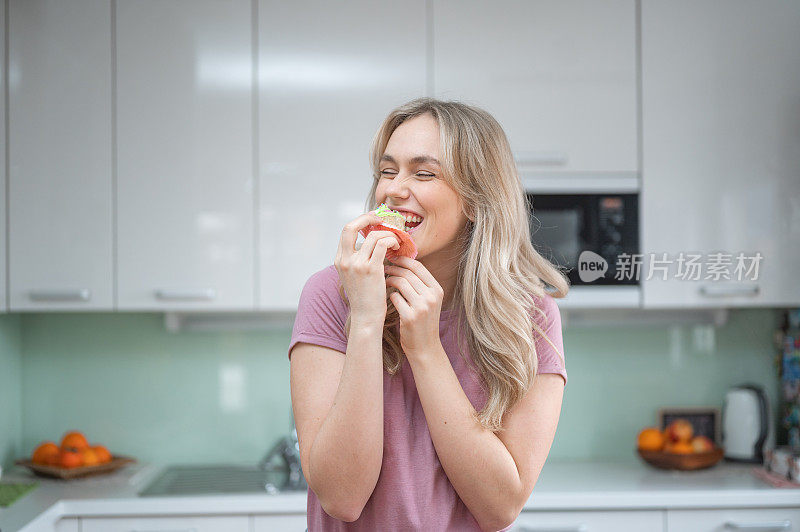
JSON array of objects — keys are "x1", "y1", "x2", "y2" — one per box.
[
  {"x1": 29, "y1": 289, "x2": 91, "y2": 302},
  {"x1": 724, "y1": 520, "x2": 791, "y2": 530},
  {"x1": 698, "y1": 284, "x2": 760, "y2": 297},
  {"x1": 154, "y1": 289, "x2": 216, "y2": 301},
  {"x1": 515, "y1": 525, "x2": 588, "y2": 532},
  {"x1": 514, "y1": 151, "x2": 569, "y2": 167}
]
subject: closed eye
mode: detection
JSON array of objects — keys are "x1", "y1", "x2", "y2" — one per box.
[{"x1": 379, "y1": 170, "x2": 435, "y2": 178}]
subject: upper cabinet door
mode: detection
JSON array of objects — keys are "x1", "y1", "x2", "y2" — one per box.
[
  {"x1": 641, "y1": 0, "x2": 800, "y2": 308},
  {"x1": 8, "y1": 0, "x2": 113, "y2": 311},
  {"x1": 433, "y1": 0, "x2": 638, "y2": 178},
  {"x1": 0, "y1": 1, "x2": 6, "y2": 313},
  {"x1": 257, "y1": 0, "x2": 427, "y2": 311},
  {"x1": 116, "y1": 0, "x2": 255, "y2": 311}
]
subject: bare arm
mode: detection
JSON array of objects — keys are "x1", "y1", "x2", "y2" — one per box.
[
  {"x1": 410, "y1": 349, "x2": 565, "y2": 532},
  {"x1": 290, "y1": 323, "x2": 384, "y2": 522},
  {"x1": 290, "y1": 212, "x2": 400, "y2": 521},
  {"x1": 381, "y1": 255, "x2": 565, "y2": 530}
]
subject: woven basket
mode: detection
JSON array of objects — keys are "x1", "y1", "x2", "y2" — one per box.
[{"x1": 637, "y1": 447, "x2": 724, "y2": 471}]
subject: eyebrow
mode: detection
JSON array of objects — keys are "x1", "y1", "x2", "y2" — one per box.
[{"x1": 380, "y1": 154, "x2": 441, "y2": 166}]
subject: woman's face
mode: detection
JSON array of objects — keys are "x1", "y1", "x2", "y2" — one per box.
[{"x1": 375, "y1": 113, "x2": 470, "y2": 261}]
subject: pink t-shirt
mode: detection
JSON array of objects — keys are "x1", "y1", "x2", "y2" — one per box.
[{"x1": 288, "y1": 265, "x2": 567, "y2": 531}]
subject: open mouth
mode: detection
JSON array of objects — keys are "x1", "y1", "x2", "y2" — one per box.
[{"x1": 397, "y1": 212, "x2": 423, "y2": 233}]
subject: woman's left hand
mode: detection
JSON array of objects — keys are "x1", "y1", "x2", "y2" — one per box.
[{"x1": 384, "y1": 256, "x2": 445, "y2": 361}]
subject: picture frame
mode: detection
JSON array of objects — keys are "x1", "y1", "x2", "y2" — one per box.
[{"x1": 657, "y1": 406, "x2": 721, "y2": 444}]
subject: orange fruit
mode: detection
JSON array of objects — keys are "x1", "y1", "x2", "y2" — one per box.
[
  {"x1": 92, "y1": 444, "x2": 112, "y2": 463},
  {"x1": 31, "y1": 441, "x2": 60, "y2": 465},
  {"x1": 45, "y1": 451, "x2": 61, "y2": 466},
  {"x1": 60, "y1": 431, "x2": 89, "y2": 451},
  {"x1": 59, "y1": 448, "x2": 83, "y2": 468},
  {"x1": 81, "y1": 447, "x2": 100, "y2": 467},
  {"x1": 637, "y1": 427, "x2": 665, "y2": 451},
  {"x1": 665, "y1": 419, "x2": 694, "y2": 443},
  {"x1": 664, "y1": 440, "x2": 694, "y2": 454},
  {"x1": 690, "y1": 435, "x2": 715, "y2": 453}
]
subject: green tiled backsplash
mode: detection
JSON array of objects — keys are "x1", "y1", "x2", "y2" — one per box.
[
  {"x1": 0, "y1": 314, "x2": 23, "y2": 472},
  {"x1": 0, "y1": 308, "x2": 781, "y2": 470}
]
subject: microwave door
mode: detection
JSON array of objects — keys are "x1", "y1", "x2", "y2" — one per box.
[
  {"x1": 528, "y1": 193, "x2": 640, "y2": 287},
  {"x1": 531, "y1": 209, "x2": 582, "y2": 277}
]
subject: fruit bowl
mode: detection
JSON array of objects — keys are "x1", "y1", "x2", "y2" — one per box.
[
  {"x1": 14, "y1": 456, "x2": 136, "y2": 479},
  {"x1": 637, "y1": 447, "x2": 724, "y2": 471}
]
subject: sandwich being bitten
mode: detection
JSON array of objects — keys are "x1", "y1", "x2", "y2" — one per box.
[{"x1": 359, "y1": 203, "x2": 418, "y2": 260}]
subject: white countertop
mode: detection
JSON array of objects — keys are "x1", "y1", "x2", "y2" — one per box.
[{"x1": 1, "y1": 457, "x2": 798, "y2": 532}]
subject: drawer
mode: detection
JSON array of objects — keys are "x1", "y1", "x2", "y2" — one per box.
[
  {"x1": 253, "y1": 514, "x2": 308, "y2": 531},
  {"x1": 513, "y1": 510, "x2": 665, "y2": 532},
  {"x1": 667, "y1": 508, "x2": 800, "y2": 532},
  {"x1": 80, "y1": 515, "x2": 249, "y2": 532},
  {"x1": 54, "y1": 518, "x2": 79, "y2": 532}
]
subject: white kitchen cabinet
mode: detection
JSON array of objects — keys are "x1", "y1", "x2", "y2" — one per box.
[
  {"x1": 513, "y1": 510, "x2": 664, "y2": 531},
  {"x1": 8, "y1": 0, "x2": 113, "y2": 311},
  {"x1": 433, "y1": 0, "x2": 638, "y2": 181},
  {"x1": 253, "y1": 514, "x2": 307, "y2": 531},
  {"x1": 641, "y1": 1, "x2": 800, "y2": 308},
  {"x1": 666, "y1": 508, "x2": 800, "y2": 532},
  {"x1": 54, "y1": 518, "x2": 79, "y2": 532},
  {"x1": 257, "y1": 0, "x2": 427, "y2": 310},
  {"x1": 0, "y1": 0, "x2": 6, "y2": 313},
  {"x1": 52, "y1": 518, "x2": 79, "y2": 532},
  {"x1": 81, "y1": 515, "x2": 249, "y2": 532},
  {"x1": 116, "y1": 0, "x2": 255, "y2": 310}
]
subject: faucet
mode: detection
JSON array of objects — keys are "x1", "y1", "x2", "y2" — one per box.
[{"x1": 259, "y1": 409, "x2": 308, "y2": 491}]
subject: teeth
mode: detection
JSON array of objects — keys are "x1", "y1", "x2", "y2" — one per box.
[{"x1": 400, "y1": 213, "x2": 422, "y2": 223}]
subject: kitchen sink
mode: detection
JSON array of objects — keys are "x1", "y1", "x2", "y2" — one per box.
[{"x1": 139, "y1": 464, "x2": 305, "y2": 497}]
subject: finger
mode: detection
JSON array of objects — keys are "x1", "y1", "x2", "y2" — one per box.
[
  {"x1": 354, "y1": 231, "x2": 394, "y2": 253},
  {"x1": 387, "y1": 256, "x2": 439, "y2": 289},
  {"x1": 339, "y1": 212, "x2": 384, "y2": 256},
  {"x1": 384, "y1": 265, "x2": 427, "y2": 294},
  {"x1": 369, "y1": 235, "x2": 400, "y2": 267},
  {"x1": 357, "y1": 231, "x2": 400, "y2": 263},
  {"x1": 385, "y1": 275, "x2": 421, "y2": 305},
  {"x1": 389, "y1": 290, "x2": 411, "y2": 316}
]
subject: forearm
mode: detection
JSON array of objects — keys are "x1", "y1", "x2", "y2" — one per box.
[
  {"x1": 309, "y1": 324, "x2": 384, "y2": 519},
  {"x1": 408, "y1": 347, "x2": 522, "y2": 531}
]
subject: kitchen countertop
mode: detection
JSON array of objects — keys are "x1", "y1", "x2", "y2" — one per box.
[{"x1": 1, "y1": 457, "x2": 798, "y2": 531}]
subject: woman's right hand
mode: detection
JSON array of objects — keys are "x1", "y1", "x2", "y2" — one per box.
[{"x1": 335, "y1": 212, "x2": 400, "y2": 326}]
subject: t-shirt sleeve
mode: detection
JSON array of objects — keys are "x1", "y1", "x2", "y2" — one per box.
[
  {"x1": 532, "y1": 294, "x2": 567, "y2": 386},
  {"x1": 288, "y1": 266, "x2": 349, "y2": 360}
]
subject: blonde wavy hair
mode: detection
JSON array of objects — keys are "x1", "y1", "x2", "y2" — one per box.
[{"x1": 337, "y1": 98, "x2": 570, "y2": 432}]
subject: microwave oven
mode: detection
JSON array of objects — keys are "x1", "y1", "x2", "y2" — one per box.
[{"x1": 526, "y1": 193, "x2": 640, "y2": 287}]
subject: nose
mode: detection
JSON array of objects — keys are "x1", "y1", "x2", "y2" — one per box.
[{"x1": 383, "y1": 173, "x2": 412, "y2": 200}]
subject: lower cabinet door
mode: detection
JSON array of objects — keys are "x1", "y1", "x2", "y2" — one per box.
[
  {"x1": 54, "y1": 518, "x2": 79, "y2": 532},
  {"x1": 513, "y1": 510, "x2": 665, "y2": 532},
  {"x1": 80, "y1": 516, "x2": 249, "y2": 532},
  {"x1": 253, "y1": 514, "x2": 308, "y2": 531},
  {"x1": 667, "y1": 508, "x2": 800, "y2": 532}
]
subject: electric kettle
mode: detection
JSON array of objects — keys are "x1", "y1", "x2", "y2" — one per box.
[{"x1": 722, "y1": 383, "x2": 774, "y2": 463}]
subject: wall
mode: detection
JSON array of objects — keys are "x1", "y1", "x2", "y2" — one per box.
[
  {"x1": 10, "y1": 307, "x2": 782, "y2": 466},
  {"x1": 20, "y1": 313, "x2": 291, "y2": 466},
  {"x1": 0, "y1": 314, "x2": 23, "y2": 471},
  {"x1": 555, "y1": 308, "x2": 780, "y2": 460}
]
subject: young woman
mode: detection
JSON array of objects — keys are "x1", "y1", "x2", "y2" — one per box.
[{"x1": 288, "y1": 98, "x2": 569, "y2": 531}]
